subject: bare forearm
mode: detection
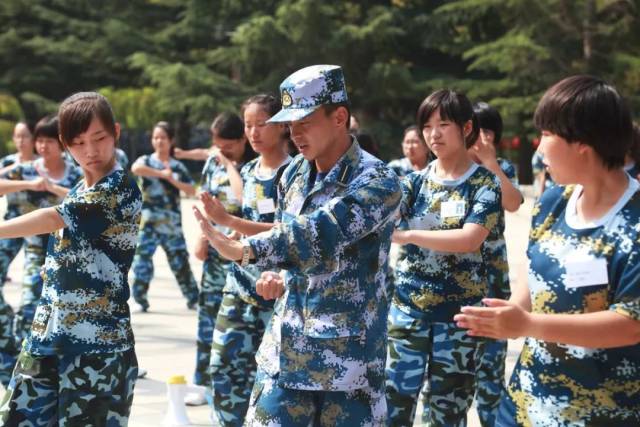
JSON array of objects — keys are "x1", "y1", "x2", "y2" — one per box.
[
  {"x1": 525, "y1": 311, "x2": 640, "y2": 348},
  {"x1": 131, "y1": 165, "x2": 163, "y2": 178},
  {"x1": 227, "y1": 216, "x2": 274, "y2": 236},
  {"x1": 404, "y1": 227, "x2": 485, "y2": 253},
  {"x1": 171, "y1": 179, "x2": 196, "y2": 197},
  {"x1": 225, "y1": 164, "x2": 243, "y2": 202},
  {"x1": 0, "y1": 179, "x2": 32, "y2": 195},
  {"x1": 48, "y1": 184, "x2": 70, "y2": 198},
  {"x1": 0, "y1": 207, "x2": 65, "y2": 238},
  {"x1": 493, "y1": 169, "x2": 522, "y2": 212},
  {"x1": 175, "y1": 148, "x2": 210, "y2": 161}
]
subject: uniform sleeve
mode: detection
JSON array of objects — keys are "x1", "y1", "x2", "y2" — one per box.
[
  {"x1": 531, "y1": 152, "x2": 544, "y2": 175},
  {"x1": 132, "y1": 155, "x2": 147, "y2": 169},
  {"x1": 55, "y1": 185, "x2": 112, "y2": 238},
  {"x1": 247, "y1": 169, "x2": 402, "y2": 273},
  {"x1": 200, "y1": 156, "x2": 213, "y2": 190},
  {"x1": 609, "y1": 250, "x2": 640, "y2": 321},
  {"x1": 1, "y1": 164, "x2": 22, "y2": 180},
  {"x1": 176, "y1": 161, "x2": 195, "y2": 185},
  {"x1": 398, "y1": 173, "x2": 417, "y2": 222},
  {"x1": 500, "y1": 159, "x2": 519, "y2": 186},
  {"x1": 465, "y1": 177, "x2": 502, "y2": 231}
]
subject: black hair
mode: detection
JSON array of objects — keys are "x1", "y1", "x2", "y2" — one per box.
[
  {"x1": 153, "y1": 121, "x2": 174, "y2": 140},
  {"x1": 242, "y1": 93, "x2": 293, "y2": 149},
  {"x1": 534, "y1": 75, "x2": 632, "y2": 169},
  {"x1": 403, "y1": 125, "x2": 419, "y2": 137},
  {"x1": 58, "y1": 92, "x2": 117, "y2": 147},
  {"x1": 630, "y1": 123, "x2": 640, "y2": 165},
  {"x1": 241, "y1": 94, "x2": 281, "y2": 118},
  {"x1": 14, "y1": 121, "x2": 34, "y2": 137},
  {"x1": 211, "y1": 112, "x2": 244, "y2": 140},
  {"x1": 34, "y1": 115, "x2": 62, "y2": 149},
  {"x1": 211, "y1": 112, "x2": 256, "y2": 163},
  {"x1": 416, "y1": 89, "x2": 479, "y2": 148},
  {"x1": 473, "y1": 102, "x2": 503, "y2": 146}
]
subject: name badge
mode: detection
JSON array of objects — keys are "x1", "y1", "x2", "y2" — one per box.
[
  {"x1": 441, "y1": 201, "x2": 466, "y2": 218},
  {"x1": 564, "y1": 257, "x2": 608, "y2": 288},
  {"x1": 257, "y1": 198, "x2": 276, "y2": 215}
]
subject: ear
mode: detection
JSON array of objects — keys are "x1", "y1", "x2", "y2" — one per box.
[
  {"x1": 334, "y1": 106, "x2": 349, "y2": 129},
  {"x1": 576, "y1": 142, "x2": 593, "y2": 157},
  {"x1": 115, "y1": 122, "x2": 121, "y2": 141},
  {"x1": 462, "y1": 120, "x2": 473, "y2": 138}
]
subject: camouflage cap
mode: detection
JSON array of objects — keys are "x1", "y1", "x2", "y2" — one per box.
[{"x1": 267, "y1": 65, "x2": 349, "y2": 123}]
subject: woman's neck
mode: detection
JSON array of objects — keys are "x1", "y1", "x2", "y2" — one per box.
[
  {"x1": 17, "y1": 151, "x2": 35, "y2": 163},
  {"x1": 259, "y1": 145, "x2": 289, "y2": 171},
  {"x1": 410, "y1": 156, "x2": 428, "y2": 171},
  {"x1": 434, "y1": 151, "x2": 473, "y2": 180},
  {"x1": 42, "y1": 156, "x2": 66, "y2": 178},
  {"x1": 577, "y1": 167, "x2": 628, "y2": 223},
  {"x1": 155, "y1": 151, "x2": 172, "y2": 164}
]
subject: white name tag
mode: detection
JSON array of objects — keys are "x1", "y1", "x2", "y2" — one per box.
[
  {"x1": 257, "y1": 198, "x2": 276, "y2": 215},
  {"x1": 565, "y1": 257, "x2": 608, "y2": 288},
  {"x1": 441, "y1": 201, "x2": 466, "y2": 218}
]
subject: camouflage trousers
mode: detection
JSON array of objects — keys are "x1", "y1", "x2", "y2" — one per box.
[
  {"x1": 245, "y1": 370, "x2": 386, "y2": 427},
  {"x1": 0, "y1": 236, "x2": 23, "y2": 285},
  {"x1": 0, "y1": 349, "x2": 138, "y2": 427},
  {"x1": 473, "y1": 338, "x2": 507, "y2": 427},
  {"x1": 385, "y1": 304, "x2": 484, "y2": 427},
  {"x1": 0, "y1": 293, "x2": 17, "y2": 388},
  {"x1": 131, "y1": 223, "x2": 198, "y2": 310},
  {"x1": 14, "y1": 237, "x2": 47, "y2": 346},
  {"x1": 209, "y1": 292, "x2": 272, "y2": 426},
  {"x1": 193, "y1": 254, "x2": 227, "y2": 386},
  {"x1": 417, "y1": 338, "x2": 507, "y2": 426}
]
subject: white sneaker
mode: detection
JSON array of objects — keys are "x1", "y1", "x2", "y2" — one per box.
[{"x1": 184, "y1": 385, "x2": 208, "y2": 406}]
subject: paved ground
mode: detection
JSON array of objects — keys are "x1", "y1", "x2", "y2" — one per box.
[{"x1": 1, "y1": 187, "x2": 535, "y2": 426}]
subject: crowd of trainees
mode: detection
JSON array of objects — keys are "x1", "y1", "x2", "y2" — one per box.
[{"x1": 0, "y1": 66, "x2": 636, "y2": 427}]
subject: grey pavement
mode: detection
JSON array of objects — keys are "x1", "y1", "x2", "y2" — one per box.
[{"x1": 0, "y1": 187, "x2": 535, "y2": 426}]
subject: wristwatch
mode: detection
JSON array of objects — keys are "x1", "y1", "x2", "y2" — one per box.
[{"x1": 240, "y1": 244, "x2": 251, "y2": 267}]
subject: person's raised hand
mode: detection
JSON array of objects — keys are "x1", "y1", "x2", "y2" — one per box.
[{"x1": 454, "y1": 298, "x2": 531, "y2": 340}]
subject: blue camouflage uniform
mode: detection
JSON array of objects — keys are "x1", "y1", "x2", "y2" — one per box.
[
  {"x1": 421, "y1": 158, "x2": 520, "y2": 425},
  {"x1": 0, "y1": 154, "x2": 31, "y2": 386},
  {"x1": 624, "y1": 161, "x2": 640, "y2": 179},
  {"x1": 194, "y1": 155, "x2": 243, "y2": 387},
  {"x1": 209, "y1": 156, "x2": 290, "y2": 426},
  {"x1": 496, "y1": 179, "x2": 640, "y2": 426},
  {"x1": 386, "y1": 162, "x2": 502, "y2": 426},
  {"x1": 532, "y1": 151, "x2": 554, "y2": 195},
  {"x1": 131, "y1": 154, "x2": 199, "y2": 310},
  {"x1": 474, "y1": 158, "x2": 519, "y2": 426},
  {"x1": 1, "y1": 159, "x2": 83, "y2": 349},
  {"x1": 0, "y1": 154, "x2": 29, "y2": 285},
  {"x1": 115, "y1": 148, "x2": 129, "y2": 170},
  {"x1": 0, "y1": 167, "x2": 141, "y2": 426},
  {"x1": 243, "y1": 141, "x2": 401, "y2": 426},
  {"x1": 388, "y1": 157, "x2": 415, "y2": 178}
]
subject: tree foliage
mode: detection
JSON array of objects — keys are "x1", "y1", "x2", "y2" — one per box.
[{"x1": 1, "y1": 0, "x2": 639, "y2": 166}]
